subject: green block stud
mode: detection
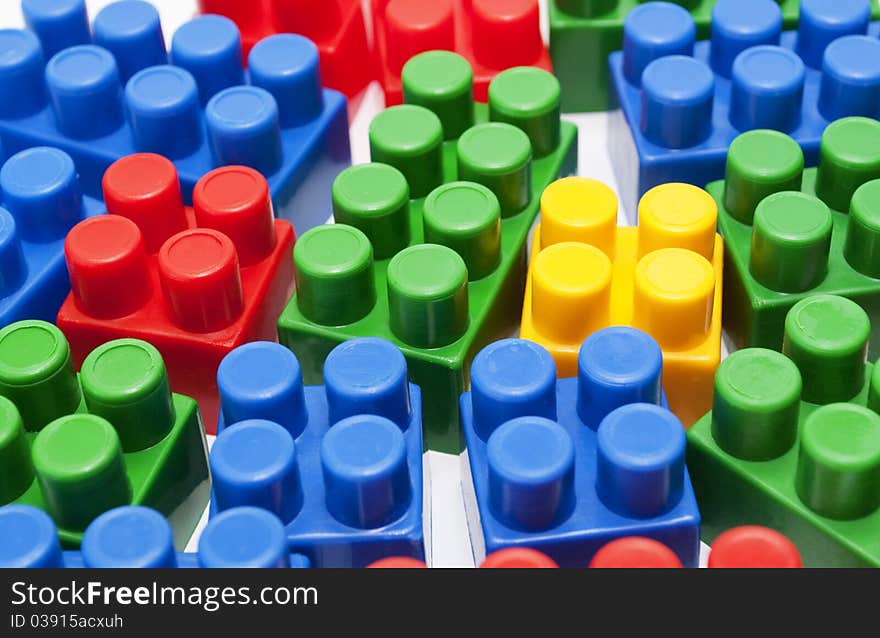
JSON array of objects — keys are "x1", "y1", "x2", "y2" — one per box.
[
  {"x1": 0, "y1": 321, "x2": 210, "y2": 549},
  {"x1": 710, "y1": 118, "x2": 880, "y2": 356},
  {"x1": 279, "y1": 62, "x2": 578, "y2": 452},
  {"x1": 688, "y1": 295, "x2": 880, "y2": 566}
]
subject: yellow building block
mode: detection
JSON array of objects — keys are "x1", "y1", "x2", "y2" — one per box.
[{"x1": 521, "y1": 178, "x2": 723, "y2": 427}]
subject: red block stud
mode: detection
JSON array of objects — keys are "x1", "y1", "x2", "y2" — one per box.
[
  {"x1": 480, "y1": 548, "x2": 558, "y2": 568},
  {"x1": 589, "y1": 537, "x2": 684, "y2": 568},
  {"x1": 273, "y1": 0, "x2": 343, "y2": 43},
  {"x1": 385, "y1": 0, "x2": 456, "y2": 75},
  {"x1": 708, "y1": 527, "x2": 802, "y2": 568},
  {"x1": 367, "y1": 557, "x2": 428, "y2": 568},
  {"x1": 471, "y1": 0, "x2": 542, "y2": 70}
]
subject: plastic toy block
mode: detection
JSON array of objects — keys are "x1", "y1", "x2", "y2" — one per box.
[
  {"x1": 480, "y1": 548, "x2": 559, "y2": 568},
  {"x1": 371, "y1": 0, "x2": 552, "y2": 105},
  {"x1": 0, "y1": 147, "x2": 103, "y2": 326},
  {"x1": 589, "y1": 537, "x2": 684, "y2": 568},
  {"x1": 0, "y1": 323, "x2": 210, "y2": 550},
  {"x1": 2, "y1": 3, "x2": 351, "y2": 234},
  {"x1": 709, "y1": 119, "x2": 880, "y2": 356},
  {"x1": 368, "y1": 557, "x2": 428, "y2": 568},
  {"x1": 278, "y1": 57, "x2": 577, "y2": 453},
  {"x1": 460, "y1": 332, "x2": 701, "y2": 567},
  {"x1": 607, "y1": 0, "x2": 880, "y2": 217},
  {"x1": 521, "y1": 179, "x2": 723, "y2": 427},
  {"x1": 210, "y1": 338, "x2": 426, "y2": 568},
  {"x1": 56, "y1": 155, "x2": 295, "y2": 435},
  {"x1": 687, "y1": 294, "x2": 880, "y2": 567},
  {"x1": 198, "y1": 0, "x2": 372, "y2": 99},
  {"x1": 707, "y1": 526, "x2": 802, "y2": 568}
]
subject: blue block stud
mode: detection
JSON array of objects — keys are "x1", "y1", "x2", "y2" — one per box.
[
  {"x1": 206, "y1": 86, "x2": 282, "y2": 175},
  {"x1": 730, "y1": 46, "x2": 805, "y2": 132},
  {"x1": 198, "y1": 507, "x2": 291, "y2": 568},
  {"x1": 249, "y1": 35, "x2": 323, "y2": 128},
  {"x1": 622, "y1": 2, "x2": 695, "y2": 86},
  {"x1": 0, "y1": 504, "x2": 64, "y2": 568},
  {"x1": 212, "y1": 337, "x2": 425, "y2": 567},
  {"x1": 169, "y1": 15, "x2": 244, "y2": 106},
  {"x1": 797, "y1": 0, "x2": 871, "y2": 69},
  {"x1": 80, "y1": 506, "x2": 177, "y2": 568},
  {"x1": 21, "y1": 0, "x2": 90, "y2": 58},
  {"x1": 460, "y1": 331, "x2": 700, "y2": 567},
  {"x1": 92, "y1": 1, "x2": 167, "y2": 82},
  {"x1": 125, "y1": 66, "x2": 202, "y2": 158},
  {"x1": 0, "y1": 30, "x2": 45, "y2": 119},
  {"x1": 641, "y1": 55, "x2": 715, "y2": 149},
  {"x1": 710, "y1": 0, "x2": 783, "y2": 78},
  {"x1": 819, "y1": 36, "x2": 880, "y2": 121}
]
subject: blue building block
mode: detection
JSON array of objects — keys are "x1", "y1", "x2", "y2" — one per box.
[
  {"x1": 0, "y1": 147, "x2": 102, "y2": 327},
  {"x1": 0, "y1": 504, "x2": 311, "y2": 568},
  {"x1": 1, "y1": 2, "x2": 350, "y2": 234},
  {"x1": 608, "y1": 0, "x2": 880, "y2": 218},
  {"x1": 211, "y1": 338, "x2": 426, "y2": 568},
  {"x1": 460, "y1": 329, "x2": 701, "y2": 567}
]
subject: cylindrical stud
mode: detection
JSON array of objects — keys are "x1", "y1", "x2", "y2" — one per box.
[
  {"x1": 590, "y1": 537, "x2": 683, "y2": 568},
  {"x1": 640, "y1": 56, "x2": 714, "y2": 149},
  {"x1": 819, "y1": 36, "x2": 880, "y2": 121},
  {"x1": 596, "y1": 403, "x2": 686, "y2": 518},
  {"x1": 80, "y1": 339, "x2": 174, "y2": 453},
  {"x1": 206, "y1": 86, "x2": 283, "y2": 175},
  {"x1": 193, "y1": 166, "x2": 276, "y2": 266},
  {"x1": 0, "y1": 397, "x2": 32, "y2": 503},
  {"x1": 531, "y1": 242, "x2": 612, "y2": 344},
  {"x1": 0, "y1": 321, "x2": 81, "y2": 431},
  {"x1": 539, "y1": 177, "x2": 618, "y2": 256},
  {"x1": 711, "y1": 348, "x2": 802, "y2": 461},
  {"x1": 45, "y1": 46, "x2": 124, "y2": 140},
  {"x1": 480, "y1": 548, "x2": 559, "y2": 568},
  {"x1": 170, "y1": 15, "x2": 244, "y2": 104},
  {"x1": 0, "y1": 147, "x2": 83, "y2": 243},
  {"x1": 471, "y1": 0, "x2": 542, "y2": 70},
  {"x1": 31, "y1": 414, "x2": 132, "y2": 531},
  {"x1": 93, "y1": 1, "x2": 167, "y2": 82},
  {"x1": 457, "y1": 123, "x2": 532, "y2": 216},
  {"x1": 0, "y1": 29, "x2": 47, "y2": 118},
  {"x1": 488, "y1": 66, "x2": 561, "y2": 157},
  {"x1": 423, "y1": 181, "x2": 501, "y2": 280},
  {"x1": 577, "y1": 327, "x2": 663, "y2": 430},
  {"x1": 198, "y1": 507, "x2": 290, "y2": 568},
  {"x1": 0, "y1": 505, "x2": 64, "y2": 568},
  {"x1": 21, "y1": 0, "x2": 90, "y2": 58},
  {"x1": 815, "y1": 116, "x2": 880, "y2": 212},
  {"x1": 709, "y1": 0, "x2": 782, "y2": 78},
  {"x1": 102, "y1": 154, "x2": 188, "y2": 253},
  {"x1": 218, "y1": 342, "x2": 308, "y2": 438},
  {"x1": 293, "y1": 224, "x2": 376, "y2": 326},
  {"x1": 65, "y1": 216, "x2": 151, "y2": 319},
  {"x1": 210, "y1": 419, "x2": 303, "y2": 523},
  {"x1": 369, "y1": 557, "x2": 428, "y2": 568},
  {"x1": 708, "y1": 527, "x2": 802, "y2": 568},
  {"x1": 622, "y1": 2, "x2": 695, "y2": 86},
  {"x1": 723, "y1": 130, "x2": 804, "y2": 225},
  {"x1": 402, "y1": 51, "x2": 474, "y2": 140},
  {"x1": 387, "y1": 244, "x2": 469, "y2": 348},
  {"x1": 0, "y1": 209, "x2": 25, "y2": 296},
  {"x1": 796, "y1": 403, "x2": 880, "y2": 519},
  {"x1": 487, "y1": 416, "x2": 575, "y2": 531},
  {"x1": 730, "y1": 46, "x2": 805, "y2": 133},
  {"x1": 158, "y1": 229, "x2": 244, "y2": 332},
  {"x1": 332, "y1": 163, "x2": 411, "y2": 260},
  {"x1": 637, "y1": 183, "x2": 717, "y2": 260},
  {"x1": 845, "y1": 179, "x2": 880, "y2": 278},
  {"x1": 369, "y1": 105, "x2": 444, "y2": 198},
  {"x1": 796, "y1": 0, "x2": 871, "y2": 69},
  {"x1": 81, "y1": 506, "x2": 177, "y2": 568},
  {"x1": 324, "y1": 338, "x2": 411, "y2": 431},
  {"x1": 321, "y1": 414, "x2": 412, "y2": 529},
  {"x1": 633, "y1": 248, "x2": 715, "y2": 349},
  {"x1": 783, "y1": 295, "x2": 869, "y2": 404},
  {"x1": 469, "y1": 338, "x2": 557, "y2": 442},
  {"x1": 383, "y1": 0, "x2": 455, "y2": 75},
  {"x1": 248, "y1": 34, "x2": 323, "y2": 127},
  {"x1": 749, "y1": 192, "x2": 832, "y2": 293}
]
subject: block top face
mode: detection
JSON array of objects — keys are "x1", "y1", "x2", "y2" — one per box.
[{"x1": 707, "y1": 526, "x2": 802, "y2": 568}]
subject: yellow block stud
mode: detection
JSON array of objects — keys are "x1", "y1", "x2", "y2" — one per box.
[
  {"x1": 540, "y1": 177, "x2": 618, "y2": 258},
  {"x1": 638, "y1": 183, "x2": 717, "y2": 261}
]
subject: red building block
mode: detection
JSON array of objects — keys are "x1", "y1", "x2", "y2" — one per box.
[
  {"x1": 56, "y1": 154, "x2": 296, "y2": 435},
  {"x1": 372, "y1": 0, "x2": 552, "y2": 104},
  {"x1": 199, "y1": 0, "x2": 372, "y2": 98}
]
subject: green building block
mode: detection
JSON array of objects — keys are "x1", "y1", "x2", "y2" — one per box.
[
  {"x1": 688, "y1": 294, "x2": 880, "y2": 567},
  {"x1": 278, "y1": 53, "x2": 578, "y2": 453},
  {"x1": 0, "y1": 321, "x2": 210, "y2": 549},
  {"x1": 549, "y1": 0, "x2": 804, "y2": 113},
  {"x1": 708, "y1": 118, "x2": 880, "y2": 356}
]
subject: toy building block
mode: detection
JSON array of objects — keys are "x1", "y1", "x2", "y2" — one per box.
[
  {"x1": 56, "y1": 155, "x2": 295, "y2": 434},
  {"x1": 688, "y1": 294, "x2": 880, "y2": 567},
  {"x1": 0, "y1": 323, "x2": 210, "y2": 549},
  {"x1": 480, "y1": 548, "x2": 559, "y2": 568},
  {"x1": 707, "y1": 526, "x2": 802, "y2": 568},
  {"x1": 278, "y1": 55, "x2": 577, "y2": 453},
  {"x1": 709, "y1": 118, "x2": 880, "y2": 356},
  {"x1": 3, "y1": 2, "x2": 351, "y2": 234},
  {"x1": 589, "y1": 537, "x2": 683, "y2": 568},
  {"x1": 210, "y1": 338, "x2": 426, "y2": 568},
  {"x1": 371, "y1": 0, "x2": 552, "y2": 105},
  {"x1": 607, "y1": 0, "x2": 880, "y2": 217},
  {"x1": 521, "y1": 178, "x2": 723, "y2": 427},
  {"x1": 368, "y1": 557, "x2": 428, "y2": 568},
  {"x1": 460, "y1": 332, "x2": 701, "y2": 567},
  {"x1": 0, "y1": 147, "x2": 103, "y2": 326},
  {"x1": 199, "y1": 0, "x2": 372, "y2": 98},
  {"x1": 549, "y1": 0, "x2": 810, "y2": 114}
]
